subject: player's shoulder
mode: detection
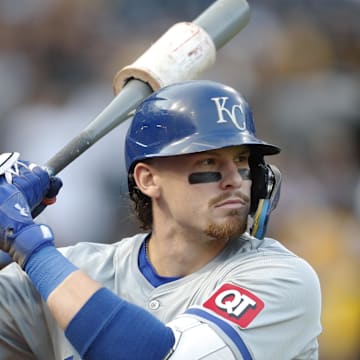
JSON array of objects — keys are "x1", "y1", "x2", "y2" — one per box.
[
  {"x1": 224, "y1": 234, "x2": 321, "y2": 297},
  {"x1": 242, "y1": 233, "x2": 297, "y2": 258},
  {"x1": 58, "y1": 233, "x2": 147, "y2": 273},
  {"x1": 257, "y1": 236, "x2": 320, "y2": 284},
  {"x1": 198, "y1": 236, "x2": 322, "y2": 358},
  {"x1": 59, "y1": 233, "x2": 146, "y2": 257},
  {"x1": 232, "y1": 233, "x2": 312, "y2": 266}
]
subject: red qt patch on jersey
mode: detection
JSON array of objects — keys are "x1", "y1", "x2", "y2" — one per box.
[{"x1": 203, "y1": 283, "x2": 264, "y2": 328}]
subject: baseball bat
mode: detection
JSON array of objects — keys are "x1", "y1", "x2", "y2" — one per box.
[{"x1": 44, "y1": 0, "x2": 250, "y2": 176}]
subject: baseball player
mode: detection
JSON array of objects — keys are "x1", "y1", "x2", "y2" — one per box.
[{"x1": 0, "y1": 80, "x2": 322, "y2": 359}]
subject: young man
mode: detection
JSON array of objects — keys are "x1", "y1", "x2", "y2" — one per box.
[{"x1": 0, "y1": 80, "x2": 322, "y2": 359}]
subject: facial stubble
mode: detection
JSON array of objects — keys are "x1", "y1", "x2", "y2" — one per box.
[{"x1": 204, "y1": 209, "x2": 248, "y2": 241}]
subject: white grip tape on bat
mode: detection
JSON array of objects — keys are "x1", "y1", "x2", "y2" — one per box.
[{"x1": 113, "y1": 22, "x2": 216, "y2": 94}]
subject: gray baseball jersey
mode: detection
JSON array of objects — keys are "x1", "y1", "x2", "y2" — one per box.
[{"x1": 0, "y1": 233, "x2": 321, "y2": 359}]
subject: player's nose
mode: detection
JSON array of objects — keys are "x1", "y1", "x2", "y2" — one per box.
[{"x1": 219, "y1": 163, "x2": 247, "y2": 189}]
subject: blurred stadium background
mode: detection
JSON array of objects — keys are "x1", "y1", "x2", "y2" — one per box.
[{"x1": 0, "y1": 1, "x2": 359, "y2": 358}]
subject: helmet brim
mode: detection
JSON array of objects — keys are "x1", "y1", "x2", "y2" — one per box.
[{"x1": 157, "y1": 131, "x2": 280, "y2": 158}]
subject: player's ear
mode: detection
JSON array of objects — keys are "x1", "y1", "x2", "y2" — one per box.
[{"x1": 133, "y1": 162, "x2": 160, "y2": 198}]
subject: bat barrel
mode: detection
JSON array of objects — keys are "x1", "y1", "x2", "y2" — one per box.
[{"x1": 194, "y1": 0, "x2": 250, "y2": 50}]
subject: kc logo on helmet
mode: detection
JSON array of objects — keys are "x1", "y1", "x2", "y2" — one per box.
[
  {"x1": 211, "y1": 96, "x2": 247, "y2": 131},
  {"x1": 203, "y1": 283, "x2": 264, "y2": 328}
]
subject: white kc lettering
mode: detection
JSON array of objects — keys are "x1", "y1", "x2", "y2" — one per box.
[
  {"x1": 215, "y1": 289, "x2": 256, "y2": 317},
  {"x1": 211, "y1": 96, "x2": 246, "y2": 130}
]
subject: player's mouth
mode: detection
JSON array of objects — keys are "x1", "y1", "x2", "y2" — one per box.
[
  {"x1": 215, "y1": 198, "x2": 247, "y2": 209},
  {"x1": 210, "y1": 191, "x2": 250, "y2": 209}
]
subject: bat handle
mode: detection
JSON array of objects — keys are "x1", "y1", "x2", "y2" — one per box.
[{"x1": 44, "y1": 79, "x2": 152, "y2": 176}]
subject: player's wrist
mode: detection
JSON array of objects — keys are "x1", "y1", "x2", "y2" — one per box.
[
  {"x1": 9, "y1": 223, "x2": 55, "y2": 268},
  {"x1": 24, "y1": 244, "x2": 78, "y2": 301}
]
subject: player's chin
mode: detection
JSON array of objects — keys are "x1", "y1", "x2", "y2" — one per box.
[
  {"x1": 220, "y1": 208, "x2": 247, "y2": 223},
  {"x1": 215, "y1": 207, "x2": 248, "y2": 219},
  {"x1": 205, "y1": 214, "x2": 247, "y2": 241}
]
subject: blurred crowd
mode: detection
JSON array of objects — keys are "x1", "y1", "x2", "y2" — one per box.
[{"x1": 0, "y1": 1, "x2": 359, "y2": 359}]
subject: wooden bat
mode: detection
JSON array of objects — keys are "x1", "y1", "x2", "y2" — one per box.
[{"x1": 44, "y1": 0, "x2": 250, "y2": 176}]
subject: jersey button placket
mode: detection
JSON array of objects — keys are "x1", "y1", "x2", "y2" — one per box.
[{"x1": 149, "y1": 299, "x2": 160, "y2": 310}]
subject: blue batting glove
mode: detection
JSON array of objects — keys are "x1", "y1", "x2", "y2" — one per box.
[
  {"x1": 0, "y1": 152, "x2": 63, "y2": 217},
  {"x1": 0, "y1": 182, "x2": 54, "y2": 268}
]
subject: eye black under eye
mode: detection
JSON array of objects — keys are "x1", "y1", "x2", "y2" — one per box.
[
  {"x1": 188, "y1": 168, "x2": 251, "y2": 184},
  {"x1": 188, "y1": 172, "x2": 221, "y2": 184},
  {"x1": 238, "y1": 168, "x2": 251, "y2": 180}
]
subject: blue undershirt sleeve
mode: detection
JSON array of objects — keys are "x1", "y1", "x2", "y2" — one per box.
[
  {"x1": 24, "y1": 244, "x2": 78, "y2": 300},
  {"x1": 65, "y1": 287, "x2": 175, "y2": 360}
]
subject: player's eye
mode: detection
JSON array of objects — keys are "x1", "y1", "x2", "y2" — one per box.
[
  {"x1": 234, "y1": 154, "x2": 249, "y2": 165},
  {"x1": 200, "y1": 158, "x2": 216, "y2": 166}
]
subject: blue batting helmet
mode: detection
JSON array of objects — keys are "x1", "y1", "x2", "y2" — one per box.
[{"x1": 125, "y1": 80, "x2": 280, "y2": 173}]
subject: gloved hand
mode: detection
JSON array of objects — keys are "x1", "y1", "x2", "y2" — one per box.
[
  {"x1": 0, "y1": 152, "x2": 62, "y2": 217},
  {"x1": 0, "y1": 181, "x2": 54, "y2": 268}
]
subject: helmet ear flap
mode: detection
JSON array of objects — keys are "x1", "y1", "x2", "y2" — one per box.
[
  {"x1": 249, "y1": 155, "x2": 282, "y2": 239},
  {"x1": 249, "y1": 155, "x2": 268, "y2": 215}
]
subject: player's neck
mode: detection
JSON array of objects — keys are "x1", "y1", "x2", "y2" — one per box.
[{"x1": 147, "y1": 227, "x2": 228, "y2": 278}]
